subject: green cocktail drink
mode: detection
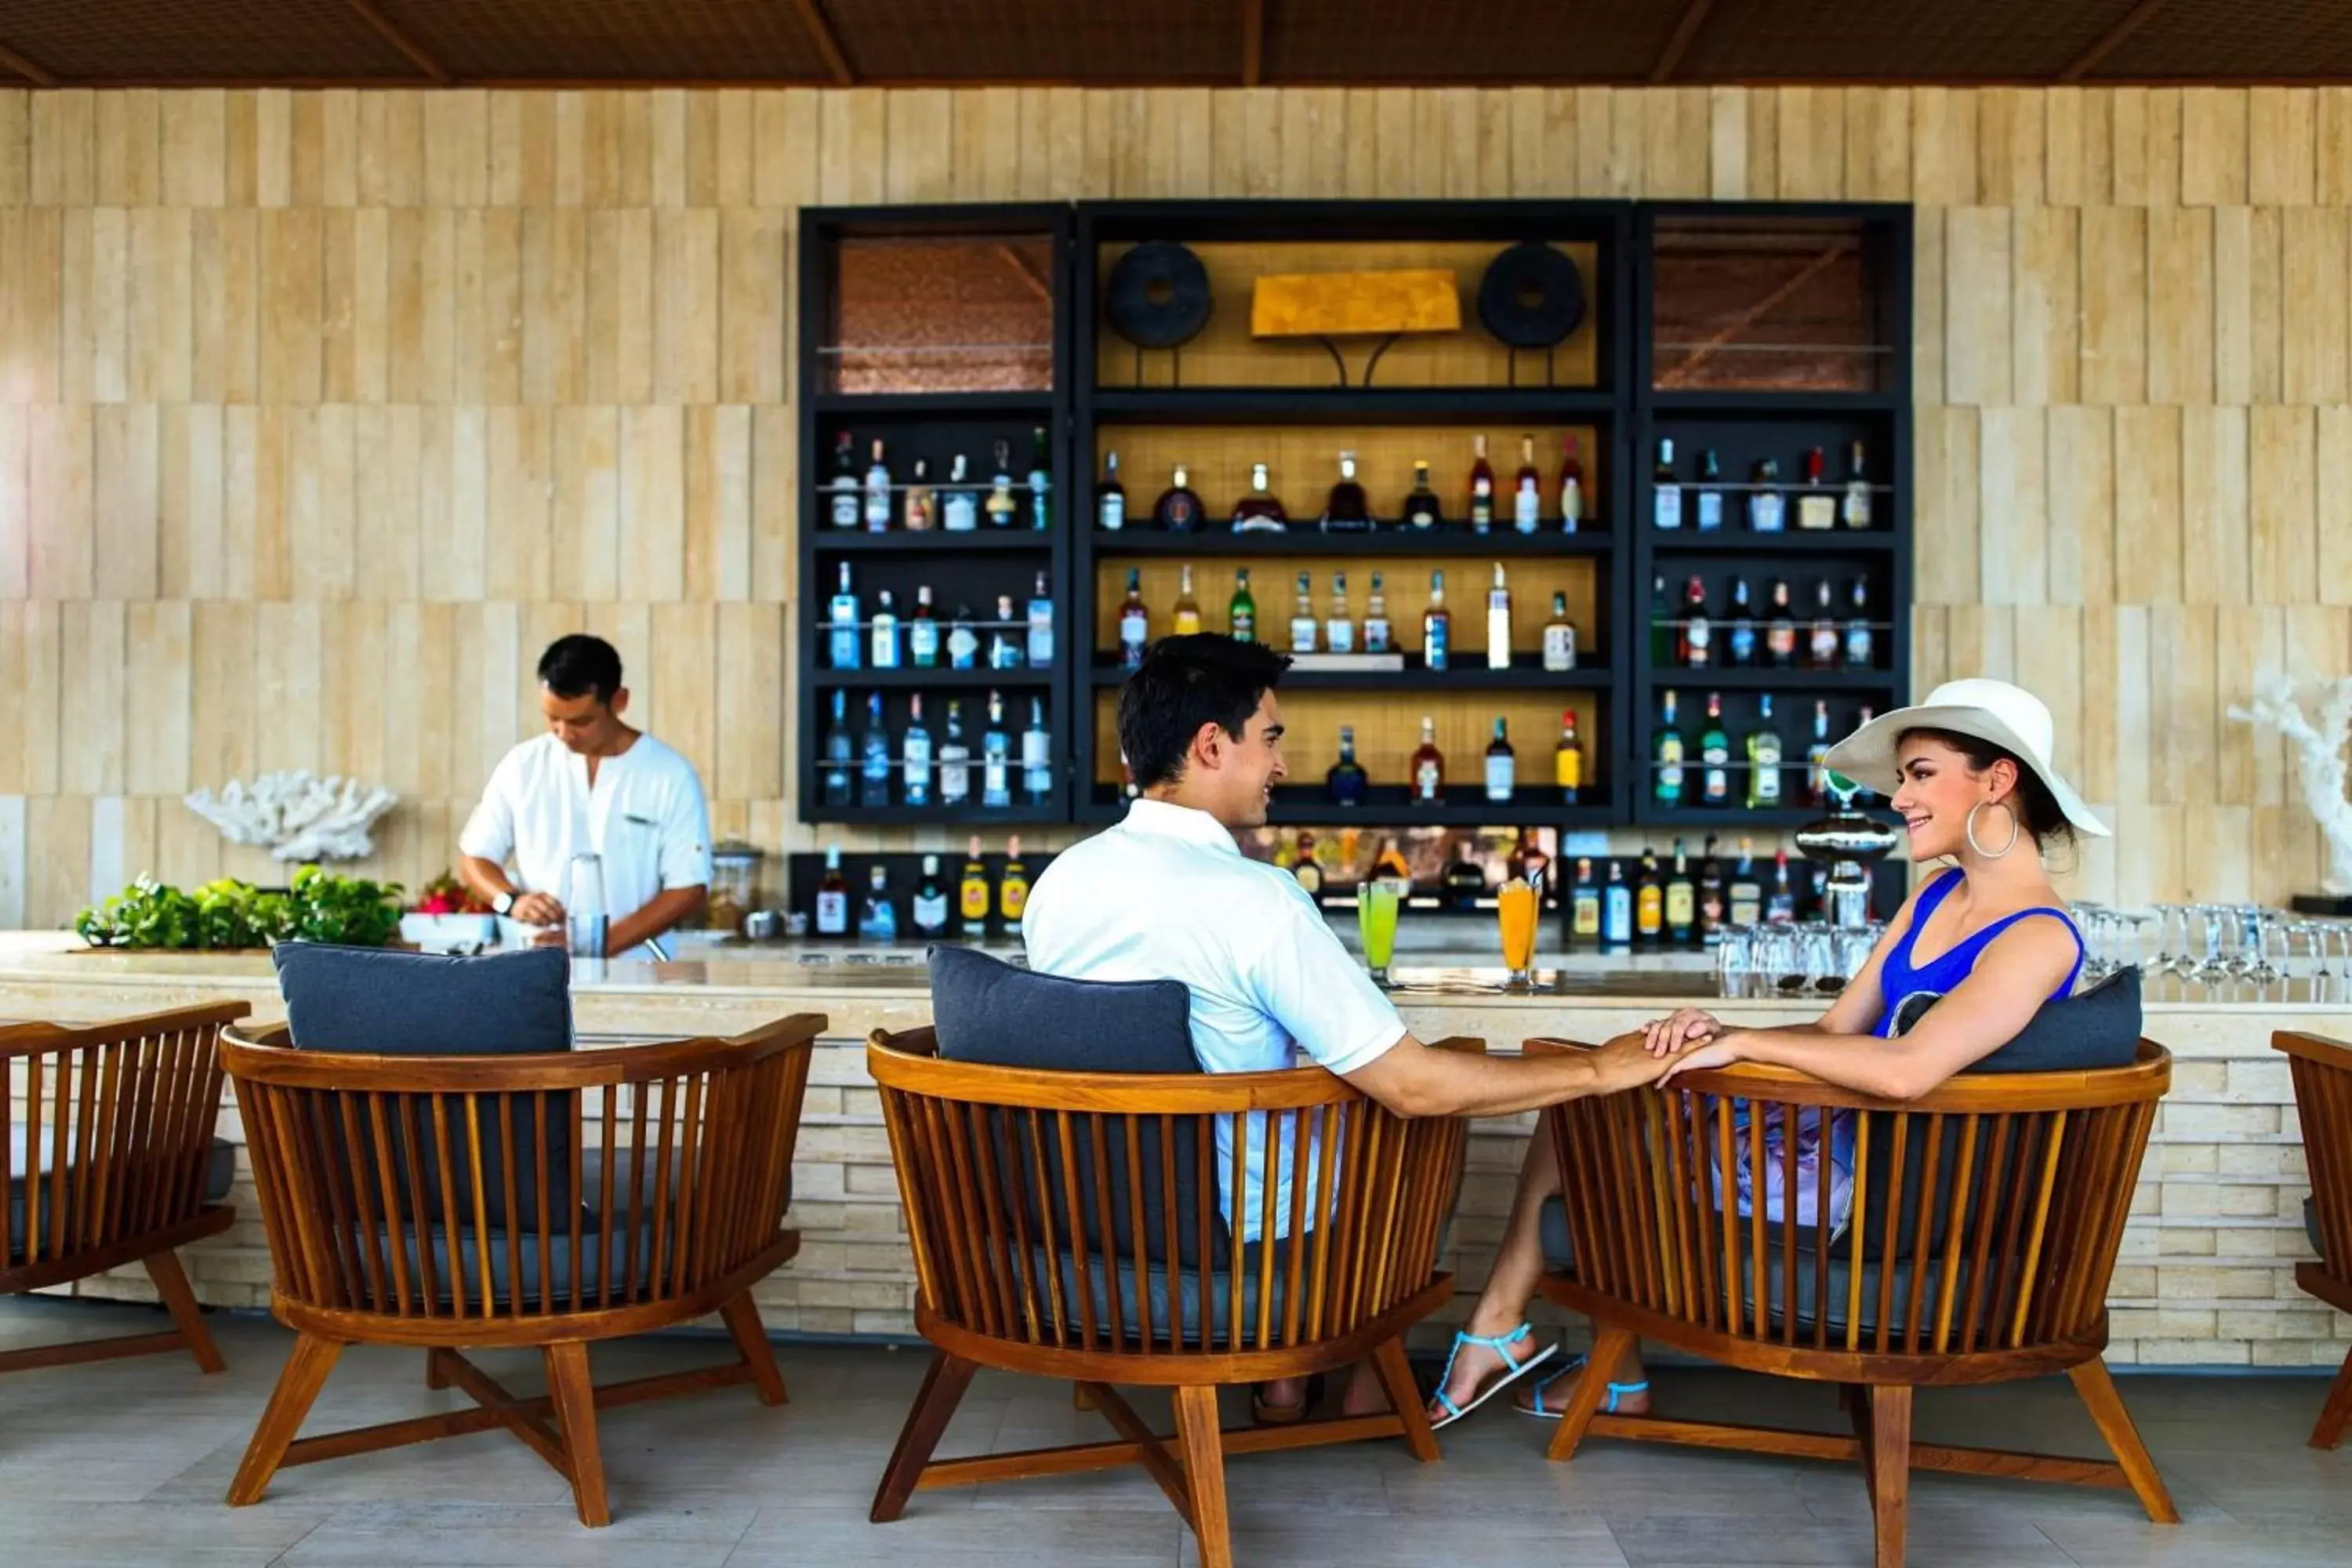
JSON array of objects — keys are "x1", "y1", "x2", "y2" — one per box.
[{"x1": 1358, "y1": 879, "x2": 1402, "y2": 986}]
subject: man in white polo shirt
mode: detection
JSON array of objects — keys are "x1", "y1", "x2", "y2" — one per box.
[
  {"x1": 458, "y1": 634, "x2": 713, "y2": 962},
  {"x1": 1022, "y1": 633, "x2": 1672, "y2": 1419}
]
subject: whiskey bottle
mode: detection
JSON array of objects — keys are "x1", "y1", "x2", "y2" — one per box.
[
  {"x1": 1484, "y1": 717, "x2": 1515, "y2": 803},
  {"x1": 1320, "y1": 450, "x2": 1373, "y2": 532},
  {"x1": 1766, "y1": 577, "x2": 1798, "y2": 666},
  {"x1": 1410, "y1": 716, "x2": 1446, "y2": 804},
  {"x1": 1679, "y1": 575, "x2": 1712, "y2": 670},
  {"x1": 1421, "y1": 570, "x2": 1450, "y2": 671},
  {"x1": 1570, "y1": 858, "x2": 1602, "y2": 946},
  {"x1": 1325, "y1": 572, "x2": 1355, "y2": 653},
  {"x1": 958, "y1": 836, "x2": 989, "y2": 938},
  {"x1": 1468, "y1": 434, "x2": 1496, "y2": 533},
  {"x1": 1559, "y1": 433, "x2": 1585, "y2": 532},
  {"x1": 1748, "y1": 458, "x2": 1785, "y2": 532},
  {"x1": 1229, "y1": 567, "x2": 1256, "y2": 641},
  {"x1": 1363, "y1": 571, "x2": 1392, "y2": 653},
  {"x1": 1403, "y1": 460, "x2": 1445, "y2": 530},
  {"x1": 1117, "y1": 569, "x2": 1150, "y2": 670},
  {"x1": 1728, "y1": 838, "x2": 1762, "y2": 927},
  {"x1": 1798, "y1": 447, "x2": 1836, "y2": 530},
  {"x1": 1746, "y1": 693, "x2": 1784, "y2": 810},
  {"x1": 1843, "y1": 439, "x2": 1872, "y2": 529},
  {"x1": 1542, "y1": 591, "x2": 1577, "y2": 672},
  {"x1": 1636, "y1": 850, "x2": 1664, "y2": 942},
  {"x1": 1485, "y1": 562, "x2": 1513, "y2": 670},
  {"x1": 1232, "y1": 461, "x2": 1289, "y2": 532},
  {"x1": 1695, "y1": 448, "x2": 1725, "y2": 531},
  {"x1": 1665, "y1": 840, "x2": 1697, "y2": 945},
  {"x1": 1288, "y1": 571, "x2": 1318, "y2": 654},
  {"x1": 1699, "y1": 691, "x2": 1731, "y2": 807},
  {"x1": 1513, "y1": 434, "x2": 1543, "y2": 533},
  {"x1": 1000, "y1": 837, "x2": 1031, "y2": 924},
  {"x1": 1555, "y1": 708, "x2": 1584, "y2": 804},
  {"x1": 1171, "y1": 564, "x2": 1203, "y2": 636},
  {"x1": 1327, "y1": 725, "x2": 1369, "y2": 807},
  {"x1": 1653, "y1": 437, "x2": 1682, "y2": 528},
  {"x1": 1095, "y1": 450, "x2": 1126, "y2": 531},
  {"x1": 830, "y1": 431, "x2": 860, "y2": 528},
  {"x1": 1154, "y1": 463, "x2": 1203, "y2": 531},
  {"x1": 1655, "y1": 689, "x2": 1686, "y2": 807},
  {"x1": 863, "y1": 437, "x2": 892, "y2": 532}
]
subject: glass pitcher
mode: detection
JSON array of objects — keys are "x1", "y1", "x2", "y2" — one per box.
[{"x1": 565, "y1": 852, "x2": 608, "y2": 959}]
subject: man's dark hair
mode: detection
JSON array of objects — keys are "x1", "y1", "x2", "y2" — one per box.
[
  {"x1": 537, "y1": 634, "x2": 624, "y2": 705},
  {"x1": 1117, "y1": 633, "x2": 1291, "y2": 790}
]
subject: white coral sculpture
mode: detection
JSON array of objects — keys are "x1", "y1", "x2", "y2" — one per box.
[
  {"x1": 2230, "y1": 677, "x2": 2352, "y2": 895},
  {"x1": 183, "y1": 771, "x2": 399, "y2": 863}
]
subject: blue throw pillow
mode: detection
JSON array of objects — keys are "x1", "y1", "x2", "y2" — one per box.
[{"x1": 272, "y1": 943, "x2": 575, "y2": 1229}]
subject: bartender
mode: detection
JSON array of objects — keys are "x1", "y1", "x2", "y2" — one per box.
[{"x1": 458, "y1": 634, "x2": 713, "y2": 960}]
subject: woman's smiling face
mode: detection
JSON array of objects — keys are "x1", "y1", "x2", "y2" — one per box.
[{"x1": 1889, "y1": 733, "x2": 2016, "y2": 861}]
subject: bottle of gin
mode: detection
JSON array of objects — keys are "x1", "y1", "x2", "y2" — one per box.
[
  {"x1": 860, "y1": 692, "x2": 891, "y2": 808},
  {"x1": 1022, "y1": 697, "x2": 1052, "y2": 804},
  {"x1": 828, "y1": 561, "x2": 861, "y2": 670},
  {"x1": 1695, "y1": 448, "x2": 1725, "y2": 531},
  {"x1": 1288, "y1": 572, "x2": 1318, "y2": 654},
  {"x1": 981, "y1": 692, "x2": 1011, "y2": 809},
  {"x1": 1726, "y1": 576, "x2": 1757, "y2": 667},
  {"x1": 822, "y1": 689, "x2": 853, "y2": 808},
  {"x1": 1227, "y1": 567, "x2": 1255, "y2": 641},
  {"x1": 1845, "y1": 578, "x2": 1875, "y2": 669},
  {"x1": 1766, "y1": 578, "x2": 1798, "y2": 666},
  {"x1": 1655, "y1": 689, "x2": 1686, "y2": 808},
  {"x1": 902, "y1": 693, "x2": 933, "y2": 808},
  {"x1": 1746, "y1": 693, "x2": 1784, "y2": 810},
  {"x1": 863, "y1": 437, "x2": 892, "y2": 532},
  {"x1": 1324, "y1": 572, "x2": 1354, "y2": 654},
  {"x1": 1327, "y1": 725, "x2": 1368, "y2": 807},
  {"x1": 1484, "y1": 717, "x2": 1515, "y2": 803},
  {"x1": 1806, "y1": 698, "x2": 1834, "y2": 806},
  {"x1": 1809, "y1": 580, "x2": 1840, "y2": 669},
  {"x1": 1700, "y1": 691, "x2": 1731, "y2": 807},
  {"x1": 1729, "y1": 837, "x2": 1763, "y2": 927},
  {"x1": 1025, "y1": 570, "x2": 1054, "y2": 668},
  {"x1": 938, "y1": 700, "x2": 971, "y2": 809},
  {"x1": 1363, "y1": 571, "x2": 1392, "y2": 653},
  {"x1": 908, "y1": 585, "x2": 940, "y2": 668},
  {"x1": 1320, "y1": 449, "x2": 1372, "y2": 532},
  {"x1": 1118, "y1": 569, "x2": 1150, "y2": 668},
  {"x1": 988, "y1": 594, "x2": 1022, "y2": 670},
  {"x1": 857, "y1": 864, "x2": 897, "y2": 942}
]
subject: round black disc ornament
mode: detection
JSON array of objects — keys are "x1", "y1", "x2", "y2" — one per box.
[
  {"x1": 1105, "y1": 241, "x2": 1213, "y2": 350},
  {"x1": 1476, "y1": 241, "x2": 1587, "y2": 348}
]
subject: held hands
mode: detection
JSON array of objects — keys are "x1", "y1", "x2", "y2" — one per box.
[
  {"x1": 511, "y1": 891, "x2": 566, "y2": 927},
  {"x1": 1643, "y1": 1007, "x2": 1723, "y2": 1058},
  {"x1": 1658, "y1": 1035, "x2": 1747, "y2": 1085},
  {"x1": 1588, "y1": 1032, "x2": 1686, "y2": 1093}
]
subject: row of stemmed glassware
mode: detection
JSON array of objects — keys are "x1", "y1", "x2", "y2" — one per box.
[{"x1": 1714, "y1": 920, "x2": 1886, "y2": 1000}]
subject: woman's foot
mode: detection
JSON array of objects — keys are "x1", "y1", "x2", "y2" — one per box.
[
  {"x1": 1424, "y1": 1319, "x2": 1554, "y2": 1427},
  {"x1": 1514, "y1": 1353, "x2": 1651, "y2": 1417}
]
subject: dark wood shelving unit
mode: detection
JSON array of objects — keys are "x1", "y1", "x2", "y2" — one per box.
[
  {"x1": 811, "y1": 667, "x2": 1058, "y2": 690},
  {"x1": 1091, "y1": 528, "x2": 1617, "y2": 557},
  {"x1": 1087, "y1": 655, "x2": 1611, "y2": 691}
]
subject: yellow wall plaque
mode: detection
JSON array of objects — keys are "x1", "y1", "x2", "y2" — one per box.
[{"x1": 1249, "y1": 268, "x2": 1462, "y2": 339}]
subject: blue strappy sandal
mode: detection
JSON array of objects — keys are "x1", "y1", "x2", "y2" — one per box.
[
  {"x1": 1428, "y1": 1323, "x2": 1556, "y2": 1430},
  {"x1": 1519, "y1": 1352, "x2": 1648, "y2": 1419}
]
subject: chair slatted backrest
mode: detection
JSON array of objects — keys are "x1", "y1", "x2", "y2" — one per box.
[
  {"x1": 1, "y1": 1003, "x2": 247, "y2": 1272},
  {"x1": 1535, "y1": 1039, "x2": 2169, "y2": 1357},
  {"x1": 868, "y1": 1027, "x2": 1473, "y2": 1356},
  {"x1": 2278, "y1": 1032, "x2": 2352, "y2": 1290},
  {"x1": 221, "y1": 1016, "x2": 818, "y2": 1323}
]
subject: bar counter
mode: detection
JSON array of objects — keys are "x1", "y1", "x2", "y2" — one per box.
[{"x1": 4, "y1": 932, "x2": 2345, "y2": 1370}]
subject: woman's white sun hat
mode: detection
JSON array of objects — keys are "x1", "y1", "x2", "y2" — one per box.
[{"x1": 1820, "y1": 677, "x2": 2111, "y2": 838}]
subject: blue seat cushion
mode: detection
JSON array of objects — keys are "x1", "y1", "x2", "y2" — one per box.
[
  {"x1": 273, "y1": 943, "x2": 575, "y2": 1229},
  {"x1": 1019, "y1": 1239, "x2": 1301, "y2": 1348},
  {"x1": 359, "y1": 1146, "x2": 670, "y2": 1310},
  {"x1": 7, "y1": 1125, "x2": 234, "y2": 1262}
]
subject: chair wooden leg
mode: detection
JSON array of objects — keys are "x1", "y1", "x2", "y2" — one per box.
[
  {"x1": 1867, "y1": 1385, "x2": 1911, "y2": 1568},
  {"x1": 2068, "y1": 1359, "x2": 2180, "y2": 1523},
  {"x1": 543, "y1": 1341, "x2": 608, "y2": 1528},
  {"x1": 1172, "y1": 1385, "x2": 1232, "y2": 1568},
  {"x1": 1544, "y1": 1324, "x2": 1637, "y2": 1463},
  {"x1": 143, "y1": 1250, "x2": 224, "y2": 1374},
  {"x1": 2309, "y1": 1345, "x2": 2352, "y2": 1450},
  {"x1": 870, "y1": 1350, "x2": 978, "y2": 1524},
  {"x1": 1370, "y1": 1337, "x2": 1440, "y2": 1462},
  {"x1": 718, "y1": 1291, "x2": 789, "y2": 1406},
  {"x1": 227, "y1": 1332, "x2": 343, "y2": 1506},
  {"x1": 424, "y1": 1348, "x2": 451, "y2": 1389}
]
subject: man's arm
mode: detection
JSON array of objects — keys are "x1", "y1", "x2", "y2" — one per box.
[
  {"x1": 604, "y1": 884, "x2": 707, "y2": 957},
  {"x1": 1343, "y1": 1030, "x2": 1671, "y2": 1120},
  {"x1": 456, "y1": 854, "x2": 565, "y2": 927}
]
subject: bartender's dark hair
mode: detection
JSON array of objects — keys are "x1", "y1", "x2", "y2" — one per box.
[
  {"x1": 1119, "y1": 634, "x2": 1291, "y2": 790},
  {"x1": 1899, "y1": 727, "x2": 2077, "y2": 858},
  {"x1": 537, "y1": 634, "x2": 624, "y2": 705}
]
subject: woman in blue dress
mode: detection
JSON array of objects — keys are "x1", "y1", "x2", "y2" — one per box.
[{"x1": 1428, "y1": 678, "x2": 2113, "y2": 1428}]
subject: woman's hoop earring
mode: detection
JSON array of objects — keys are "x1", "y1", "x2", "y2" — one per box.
[{"x1": 1965, "y1": 800, "x2": 2021, "y2": 860}]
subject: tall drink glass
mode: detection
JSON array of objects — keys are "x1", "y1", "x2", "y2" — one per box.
[
  {"x1": 1497, "y1": 877, "x2": 1539, "y2": 989},
  {"x1": 1358, "y1": 879, "x2": 1402, "y2": 988}
]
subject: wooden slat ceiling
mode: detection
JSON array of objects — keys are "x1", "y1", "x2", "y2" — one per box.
[{"x1": 0, "y1": 0, "x2": 2347, "y2": 88}]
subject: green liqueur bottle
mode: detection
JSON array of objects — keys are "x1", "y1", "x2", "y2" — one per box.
[{"x1": 1228, "y1": 567, "x2": 1257, "y2": 642}]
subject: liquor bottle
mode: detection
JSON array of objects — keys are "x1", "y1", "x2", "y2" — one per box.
[
  {"x1": 912, "y1": 855, "x2": 949, "y2": 937},
  {"x1": 1746, "y1": 693, "x2": 1784, "y2": 810},
  {"x1": 974, "y1": 440, "x2": 1012, "y2": 528},
  {"x1": 1729, "y1": 837, "x2": 1763, "y2": 927},
  {"x1": 1653, "y1": 437, "x2": 1682, "y2": 529},
  {"x1": 1227, "y1": 567, "x2": 1255, "y2": 641},
  {"x1": 1484, "y1": 716, "x2": 1515, "y2": 803},
  {"x1": 1842, "y1": 439, "x2": 1872, "y2": 530},
  {"x1": 1485, "y1": 562, "x2": 1514, "y2": 670},
  {"x1": 1636, "y1": 851, "x2": 1664, "y2": 942},
  {"x1": 1726, "y1": 576, "x2": 1757, "y2": 666},
  {"x1": 903, "y1": 456, "x2": 935, "y2": 530},
  {"x1": 1679, "y1": 575, "x2": 1712, "y2": 670},
  {"x1": 1319, "y1": 450, "x2": 1372, "y2": 532},
  {"x1": 1117, "y1": 569, "x2": 1150, "y2": 669},
  {"x1": 1232, "y1": 461, "x2": 1288, "y2": 532},
  {"x1": 1767, "y1": 851, "x2": 1797, "y2": 924},
  {"x1": 1026, "y1": 570, "x2": 1054, "y2": 668},
  {"x1": 860, "y1": 692, "x2": 891, "y2": 808},
  {"x1": 1698, "y1": 835, "x2": 1727, "y2": 938},
  {"x1": 1559, "y1": 433, "x2": 1585, "y2": 532},
  {"x1": 948, "y1": 604, "x2": 978, "y2": 670},
  {"x1": 1555, "y1": 708, "x2": 1584, "y2": 804},
  {"x1": 863, "y1": 437, "x2": 892, "y2": 532},
  {"x1": 1845, "y1": 578, "x2": 1874, "y2": 669},
  {"x1": 1748, "y1": 458, "x2": 1785, "y2": 532},
  {"x1": 829, "y1": 431, "x2": 860, "y2": 528},
  {"x1": 1375, "y1": 837, "x2": 1413, "y2": 880},
  {"x1": 938, "y1": 700, "x2": 971, "y2": 808},
  {"x1": 1650, "y1": 574, "x2": 1672, "y2": 666},
  {"x1": 1513, "y1": 434, "x2": 1543, "y2": 533},
  {"x1": 1363, "y1": 571, "x2": 1392, "y2": 653},
  {"x1": 902, "y1": 693, "x2": 933, "y2": 808},
  {"x1": 828, "y1": 561, "x2": 861, "y2": 670},
  {"x1": 815, "y1": 845, "x2": 849, "y2": 935},
  {"x1": 988, "y1": 594, "x2": 1022, "y2": 670},
  {"x1": 1809, "y1": 580, "x2": 1840, "y2": 669},
  {"x1": 981, "y1": 691, "x2": 1011, "y2": 809},
  {"x1": 1806, "y1": 699, "x2": 1834, "y2": 806},
  {"x1": 1665, "y1": 840, "x2": 1696, "y2": 945},
  {"x1": 909, "y1": 585, "x2": 941, "y2": 668},
  {"x1": 1468, "y1": 434, "x2": 1496, "y2": 532},
  {"x1": 1431, "y1": 840, "x2": 1479, "y2": 910},
  {"x1": 1700, "y1": 691, "x2": 1731, "y2": 807},
  {"x1": 1325, "y1": 572, "x2": 1355, "y2": 653},
  {"x1": 1695, "y1": 448, "x2": 1725, "y2": 531},
  {"x1": 1791, "y1": 447, "x2": 1831, "y2": 530},
  {"x1": 822, "y1": 689, "x2": 853, "y2": 808},
  {"x1": 858, "y1": 864, "x2": 897, "y2": 942},
  {"x1": 1570, "y1": 858, "x2": 1602, "y2": 946},
  {"x1": 1022, "y1": 696, "x2": 1052, "y2": 803},
  {"x1": 1403, "y1": 460, "x2": 1444, "y2": 529},
  {"x1": 1293, "y1": 831, "x2": 1323, "y2": 902},
  {"x1": 1155, "y1": 463, "x2": 1203, "y2": 531},
  {"x1": 1172, "y1": 564, "x2": 1203, "y2": 636},
  {"x1": 1422, "y1": 571, "x2": 1450, "y2": 670},
  {"x1": 1410, "y1": 716, "x2": 1445, "y2": 804},
  {"x1": 869, "y1": 588, "x2": 901, "y2": 670},
  {"x1": 1512, "y1": 826, "x2": 1550, "y2": 890},
  {"x1": 1655, "y1": 688, "x2": 1686, "y2": 807},
  {"x1": 1766, "y1": 578, "x2": 1798, "y2": 666},
  {"x1": 1288, "y1": 571, "x2": 1317, "y2": 654},
  {"x1": 942, "y1": 452, "x2": 978, "y2": 532},
  {"x1": 1602, "y1": 862, "x2": 1634, "y2": 946},
  {"x1": 958, "y1": 837, "x2": 990, "y2": 938},
  {"x1": 999, "y1": 837, "x2": 1031, "y2": 927},
  {"x1": 1025, "y1": 426, "x2": 1052, "y2": 531},
  {"x1": 1542, "y1": 591, "x2": 1577, "y2": 672},
  {"x1": 1853, "y1": 706, "x2": 1881, "y2": 804},
  {"x1": 1327, "y1": 725, "x2": 1368, "y2": 807},
  {"x1": 1096, "y1": 450, "x2": 1126, "y2": 531}
]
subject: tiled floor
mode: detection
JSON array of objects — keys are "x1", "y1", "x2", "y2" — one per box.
[{"x1": 2, "y1": 1297, "x2": 2347, "y2": 1566}]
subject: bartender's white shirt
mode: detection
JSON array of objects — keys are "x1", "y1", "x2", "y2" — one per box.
[
  {"x1": 1022, "y1": 797, "x2": 1406, "y2": 1241},
  {"x1": 458, "y1": 732, "x2": 713, "y2": 960}
]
